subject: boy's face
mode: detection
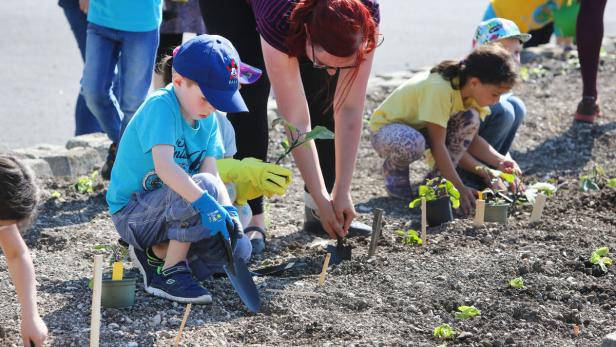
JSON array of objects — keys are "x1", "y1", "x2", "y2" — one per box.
[
  {"x1": 498, "y1": 38, "x2": 522, "y2": 65},
  {"x1": 174, "y1": 76, "x2": 216, "y2": 122}
]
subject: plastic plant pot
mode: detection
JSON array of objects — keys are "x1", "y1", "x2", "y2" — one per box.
[
  {"x1": 426, "y1": 196, "x2": 454, "y2": 227},
  {"x1": 484, "y1": 203, "x2": 509, "y2": 224},
  {"x1": 100, "y1": 273, "x2": 137, "y2": 309}
]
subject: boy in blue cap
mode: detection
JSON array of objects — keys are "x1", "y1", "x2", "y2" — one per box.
[{"x1": 107, "y1": 34, "x2": 252, "y2": 304}]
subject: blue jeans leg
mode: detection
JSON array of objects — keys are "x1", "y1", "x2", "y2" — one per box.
[
  {"x1": 479, "y1": 99, "x2": 516, "y2": 155},
  {"x1": 58, "y1": 0, "x2": 104, "y2": 135},
  {"x1": 81, "y1": 23, "x2": 123, "y2": 143},
  {"x1": 117, "y1": 29, "x2": 159, "y2": 136},
  {"x1": 499, "y1": 95, "x2": 526, "y2": 154}
]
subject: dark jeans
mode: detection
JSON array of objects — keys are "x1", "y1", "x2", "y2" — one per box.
[
  {"x1": 58, "y1": 0, "x2": 103, "y2": 135},
  {"x1": 199, "y1": 0, "x2": 338, "y2": 214}
]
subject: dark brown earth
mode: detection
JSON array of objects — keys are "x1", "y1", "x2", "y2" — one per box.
[{"x1": 1, "y1": 40, "x2": 615, "y2": 346}]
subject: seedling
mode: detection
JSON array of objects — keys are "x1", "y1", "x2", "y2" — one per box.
[
  {"x1": 395, "y1": 229, "x2": 423, "y2": 246},
  {"x1": 92, "y1": 243, "x2": 129, "y2": 268},
  {"x1": 524, "y1": 182, "x2": 557, "y2": 204},
  {"x1": 75, "y1": 171, "x2": 100, "y2": 194},
  {"x1": 273, "y1": 118, "x2": 334, "y2": 164},
  {"x1": 589, "y1": 247, "x2": 613, "y2": 273},
  {"x1": 409, "y1": 177, "x2": 460, "y2": 209},
  {"x1": 50, "y1": 191, "x2": 61, "y2": 199},
  {"x1": 509, "y1": 277, "x2": 525, "y2": 289},
  {"x1": 433, "y1": 324, "x2": 455, "y2": 340},
  {"x1": 579, "y1": 164, "x2": 613, "y2": 192},
  {"x1": 608, "y1": 178, "x2": 616, "y2": 188},
  {"x1": 455, "y1": 306, "x2": 481, "y2": 320}
]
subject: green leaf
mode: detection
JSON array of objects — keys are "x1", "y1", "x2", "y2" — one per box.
[
  {"x1": 519, "y1": 66, "x2": 529, "y2": 81},
  {"x1": 305, "y1": 126, "x2": 335, "y2": 141},
  {"x1": 281, "y1": 137, "x2": 290, "y2": 151},
  {"x1": 580, "y1": 178, "x2": 599, "y2": 192},
  {"x1": 51, "y1": 191, "x2": 61, "y2": 199},
  {"x1": 409, "y1": 198, "x2": 421, "y2": 209},
  {"x1": 418, "y1": 185, "x2": 429, "y2": 197},
  {"x1": 607, "y1": 178, "x2": 616, "y2": 188},
  {"x1": 509, "y1": 277, "x2": 525, "y2": 289},
  {"x1": 527, "y1": 182, "x2": 557, "y2": 196},
  {"x1": 433, "y1": 324, "x2": 455, "y2": 340},
  {"x1": 594, "y1": 247, "x2": 609, "y2": 257},
  {"x1": 396, "y1": 229, "x2": 422, "y2": 246},
  {"x1": 499, "y1": 172, "x2": 516, "y2": 184},
  {"x1": 455, "y1": 306, "x2": 481, "y2": 320}
]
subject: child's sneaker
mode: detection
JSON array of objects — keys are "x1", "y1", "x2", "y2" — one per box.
[
  {"x1": 129, "y1": 246, "x2": 163, "y2": 290},
  {"x1": 383, "y1": 159, "x2": 412, "y2": 200},
  {"x1": 574, "y1": 96, "x2": 602, "y2": 123},
  {"x1": 149, "y1": 262, "x2": 212, "y2": 304}
]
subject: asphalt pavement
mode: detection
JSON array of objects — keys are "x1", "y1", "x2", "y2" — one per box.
[{"x1": 1, "y1": 0, "x2": 615, "y2": 149}]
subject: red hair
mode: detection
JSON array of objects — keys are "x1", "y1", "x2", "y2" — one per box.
[{"x1": 287, "y1": 0, "x2": 378, "y2": 110}]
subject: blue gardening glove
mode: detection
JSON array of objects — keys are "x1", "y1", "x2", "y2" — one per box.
[
  {"x1": 192, "y1": 192, "x2": 231, "y2": 239},
  {"x1": 223, "y1": 205, "x2": 244, "y2": 250}
]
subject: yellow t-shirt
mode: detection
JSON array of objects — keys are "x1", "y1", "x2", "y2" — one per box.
[
  {"x1": 369, "y1": 71, "x2": 490, "y2": 133},
  {"x1": 490, "y1": 0, "x2": 564, "y2": 33}
]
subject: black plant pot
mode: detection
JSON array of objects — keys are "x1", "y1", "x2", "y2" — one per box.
[{"x1": 426, "y1": 196, "x2": 454, "y2": 227}]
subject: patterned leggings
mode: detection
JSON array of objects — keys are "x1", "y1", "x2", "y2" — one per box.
[{"x1": 371, "y1": 110, "x2": 480, "y2": 174}]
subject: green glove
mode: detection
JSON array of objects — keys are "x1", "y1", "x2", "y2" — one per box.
[{"x1": 217, "y1": 158, "x2": 292, "y2": 205}]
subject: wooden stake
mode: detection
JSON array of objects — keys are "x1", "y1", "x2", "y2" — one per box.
[
  {"x1": 368, "y1": 208, "x2": 384, "y2": 257},
  {"x1": 174, "y1": 303, "x2": 192, "y2": 346},
  {"x1": 90, "y1": 255, "x2": 103, "y2": 347},
  {"x1": 529, "y1": 193, "x2": 547, "y2": 223},
  {"x1": 420, "y1": 197, "x2": 427, "y2": 246},
  {"x1": 474, "y1": 199, "x2": 485, "y2": 227},
  {"x1": 318, "y1": 253, "x2": 332, "y2": 285}
]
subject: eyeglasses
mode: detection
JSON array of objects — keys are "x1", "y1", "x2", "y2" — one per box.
[{"x1": 308, "y1": 30, "x2": 384, "y2": 72}]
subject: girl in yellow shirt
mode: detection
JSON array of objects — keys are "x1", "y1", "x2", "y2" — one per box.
[{"x1": 369, "y1": 44, "x2": 519, "y2": 215}]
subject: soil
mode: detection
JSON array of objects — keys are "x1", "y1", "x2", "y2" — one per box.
[{"x1": 1, "y1": 41, "x2": 616, "y2": 346}]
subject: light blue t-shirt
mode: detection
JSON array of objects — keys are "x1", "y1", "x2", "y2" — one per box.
[
  {"x1": 107, "y1": 85, "x2": 224, "y2": 214},
  {"x1": 88, "y1": 0, "x2": 163, "y2": 32}
]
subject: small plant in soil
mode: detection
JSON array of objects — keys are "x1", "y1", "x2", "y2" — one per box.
[
  {"x1": 509, "y1": 277, "x2": 525, "y2": 289},
  {"x1": 524, "y1": 182, "x2": 557, "y2": 204},
  {"x1": 433, "y1": 324, "x2": 455, "y2": 340},
  {"x1": 74, "y1": 171, "x2": 100, "y2": 194},
  {"x1": 579, "y1": 164, "x2": 615, "y2": 192},
  {"x1": 50, "y1": 191, "x2": 62, "y2": 199},
  {"x1": 93, "y1": 242, "x2": 129, "y2": 267},
  {"x1": 455, "y1": 305, "x2": 481, "y2": 320},
  {"x1": 272, "y1": 118, "x2": 334, "y2": 164},
  {"x1": 395, "y1": 229, "x2": 422, "y2": 246},
  {"x1": 409, "y1": 177, "x2": 460, "y2": 226},
  {"x1": 589, "y1": 247, "x2": 613, "y2": 273}
]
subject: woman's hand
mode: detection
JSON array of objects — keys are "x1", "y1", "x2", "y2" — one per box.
[
  {"x1": 315, "y1": 198, "x2": 345, "y2": 239},
  {"x1": 332, "y1": 189, "x2": 356, "y2": 234},
  {"x1": 497, "y1": 159, "x2": 522, "y2": 176},
  {"x1": 21, "y1": 314, "x2": 47, "y2": 347}
]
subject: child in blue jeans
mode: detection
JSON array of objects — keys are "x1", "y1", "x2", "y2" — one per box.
[
  {"x1": 458, "y1": 18, "x2": 530, "y2": 189},
  {"x1": 107, "y1": 35, "x2": 252, "y2": 304},
  {"x1": 0, "y1": 155, "x2": 48, "y2": 346}
]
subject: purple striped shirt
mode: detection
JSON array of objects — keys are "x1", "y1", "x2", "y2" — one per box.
[{"x1": 250, "y1": 0, "x2": 380, "y2": 54}]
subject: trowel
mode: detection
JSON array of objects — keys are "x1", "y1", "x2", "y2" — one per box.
[
  {"x1": 327, "y1": 236, "x2": 352, "y2": 265},
  {"x1": 218, "y1": 233, "x2": 260, "y2": 313}
]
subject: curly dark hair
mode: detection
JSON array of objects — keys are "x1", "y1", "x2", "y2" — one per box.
[{"x1": 0, "y1": 155, "x2": 39, "y2": 227}]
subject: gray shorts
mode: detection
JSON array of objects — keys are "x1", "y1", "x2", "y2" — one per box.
[{"x1": 111, "y1": 173, "x2": 251, "y2": 275}]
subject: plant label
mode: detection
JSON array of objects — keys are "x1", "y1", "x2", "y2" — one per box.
[
  {"x1": 421, "y1": 197, "x2": 427, "y2": 246},
  {"x1": 112, "y1": 262, "x2": 123, "y2": 281},
  {"x1": 319, "y1": 253, "x2": 332, "y2": 285},
  {"x1": 368, "y1": 208, "x2": 384, "y2": 257},
  {"x1": 530, "y1": 193, "x2": 547, "y2": 223},
  {"x1": 90, "y1": 255, "x2": 103, "y2": 347},
  {"x1": 175, "y1": 303, "x2": 192, "y2": 346},
  {"x1": 474, "y1": 199, "x2": 485, "y2": 226}
]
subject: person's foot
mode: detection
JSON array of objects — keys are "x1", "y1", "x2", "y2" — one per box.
[
  {"x1": 574, "y1": 96, "x2": 601, "y2": 123},
  {"x1": 244, "y1": 226, "x2": 266, "y2": 255},
  {"x1": 149, "y1": 262, "x2": 212, "y2": 304},
  {"x1": 129, "y1": 246, "x2": 163, "y2": 290},
  {"x1": 383, "y1": 159, "x2": 412, "y2": 200},
  {"x1": 101, "y1": 143, "x2": 118, "y2": 180},
  {"x1": 303, "y1": 206, "x2": 372, "y2": 237}
]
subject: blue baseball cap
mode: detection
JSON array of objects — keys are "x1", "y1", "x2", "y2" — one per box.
[{"x1": 173, "y1": 34, "x2": 249, "y2": 113}]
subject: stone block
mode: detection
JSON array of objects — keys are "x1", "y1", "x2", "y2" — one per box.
[
  {"x1": 66, "y1": 133, "x2": 111, "y2": 162},
  {"x1": 21, "y1": 158, "x2": 53, "y2": 177}
]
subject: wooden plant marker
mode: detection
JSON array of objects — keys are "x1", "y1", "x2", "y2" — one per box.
[
  {"x1": 368, "y1": 208, "x2": 384, "y2": 257},
  {"x1": 529, "y1": 193, "x2": 547, "y2": 223},
  {"x1": 474, "y1": 191, "x2": 485, "y2": 227},
  {"x1": 90, "y1": 255, "x2": 103, "y2": 347},
  {"x1": 318, "y1": 253, "x2": 332, "y2": 285},
  {"x1": 174, "y1": 303, "x2": 192, "y2": 346},
  {"x1": 420, "y1": 197, "x2": 427, "y2": 246}
]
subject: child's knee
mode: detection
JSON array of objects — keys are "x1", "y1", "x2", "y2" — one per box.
[{"x1": 192, "y1": 173, "x2": 219, "y2": 199}]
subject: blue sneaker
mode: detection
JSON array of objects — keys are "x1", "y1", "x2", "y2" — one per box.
[
  {"x1": 149, "y1": 262, "x2": 212, "y2": 304},
  {"x1": 128, "y1": 246, "x2": 163, "y2": 290}
]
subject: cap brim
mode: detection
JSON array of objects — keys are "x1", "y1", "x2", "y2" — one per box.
[
  {"x1": 514, "y1": 33, "x2": 532, "y2": 43},
  {"x1": 239, "y1": 63, "x2": 262, "y2": 85},
  {"x1": 200, "y1": 85, "x2": 248, "y2": 113}
]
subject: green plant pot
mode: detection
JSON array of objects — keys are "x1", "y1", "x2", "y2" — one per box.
[
  {"x1": 484, "y1": 203, "x2": 509, "y2": 224},
  {"x1": 100, "y1": 274, "x2": 136, "y2": 309},
  {"x1": 426, "y1": 196, "x2": 454, "y2": 227}
]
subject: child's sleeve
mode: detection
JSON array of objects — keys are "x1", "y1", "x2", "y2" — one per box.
[
  {"x1": 136, "y1": 99, "x2": 177, "y2": 153},
  {"x1": 417, "y1": 85, "x2": 452, "y2": 128},
  {"x1": 205, "y1": 115, "x2": 225, "y2": 160}
]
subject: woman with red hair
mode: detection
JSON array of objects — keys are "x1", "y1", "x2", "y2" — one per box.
[{"x1": 200, "y1": 0, "x2": 380, "y2": 252}]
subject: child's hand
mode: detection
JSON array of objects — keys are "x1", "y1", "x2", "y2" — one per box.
[
  {"x1": 497, "y1": 160, "x2": 522, "y2": 176},
  {"x1": 192, "y1": 192, "x2": 231, "y2": 239},
  {"x1": 458, "y1": 186, "x2": 477, "y2": 216},
  {"x1": 21, "y1": 314, "x2": 47, "y2": 347}
]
